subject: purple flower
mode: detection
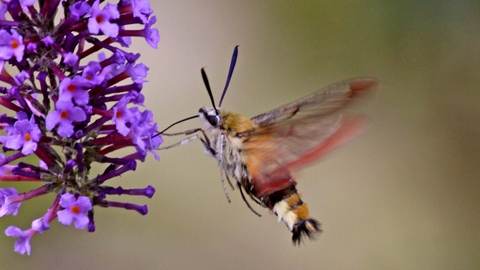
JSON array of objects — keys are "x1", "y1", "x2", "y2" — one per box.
[
  {"x1": 31, "y1": 218, "x2": 50, "y2": 234},
  {"x1": 14, "y1": 70, "x2": 29, "y2": 85},
  {"x1": 0, "y1": 3, "x2": 7, "y2": 20},
  {"x1": 45, "y1": 99, "x2": 87, "y2": 137},
  {"x1": 88, "y1": 0, "x2": 120, "y2": 38},
  {"x1": 128, "y1": 90, "x2": 145, "y2": 105},
  {"x1": 82, "y1": 61, "x2": 105, "y2": 86},
  {"x1": 144, "y1": 123, "x2": 163, "y2": 160},
  {"x1": 116, "y1": 28, "x2": 132, "y2": 48},
  {"x1": 58, "y1": 76, "x2": 90, "y2": 105},
  {"x1": 128, "y1": 0, "x2": 153, "y2": 24},
  {"x1": 26, "y1": 42, "x2": 37, "y2": 51},
  {"x1": 0, "y1": 188, "x2": 22, "y2": 217},
  {"x1": 0, "y1": 116, "x2": 41, "y2": 155},
  {"x1": 0, "y1": 0, "x2": 161, "y2": 255},
  {"x1": 70, "y1": 1, "x2": 91, "y2": 18},
  {"x1": 20, "y1": 0, "x2": 36, "y2": 7},
  {"x1": 5, "y1": 226, "x2": 32, "y2": 255},
  {"x1": 145, "y1": 16, "x2": 160, "y2": 49},
  {"x1": 117, "y1": 15, "x2": 159, "y2": 49},
  {"x1": 0, "y1": 164, "x2": 16, "y2": 176},
  {"x1": 97, "y1": 51, "x2": 123, "y2": 79},
  {"x1": 57, "y1": 193, "x2": 92, "y2": 229},
  {"x1": 42, "y1": 36, "x2": 54, "y2": 47},
  {"x1": 112, "y1": 96, "x2": 135, "y2": 136},
  {"x1": 130, "y1": 109, "x2": 157, "y2": 151},
  {"x1": 0, "y1": 29, "x2": 25, "y2": 62},
  {"x1": 64, "y1": 52, "x2": 79, "y2": 67},
  {"x1": 127, "y1": 63, "x2": 149, "y2": 84}
]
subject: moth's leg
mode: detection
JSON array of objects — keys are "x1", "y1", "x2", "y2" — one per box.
[
  {"x1": 248, "y1": 193, "x2": 265, "y2": 207},
  {"x1": 161, "y1": 128, "x2": 202, "y2": 136},
  {"x1": 240, "y1": 178, "x2": 265, "y2": 207},
  {"x1": 225, "y1": 174, "x2": 235, "y2": 190},
  {"x1": 236, "y1": 181, "x2": 262, "y2": 217},
  {"x1": 158, "y1": 134, "x2": 200, "y2": 150},
  {"x1": 244, "y1": 182, "x2": 266, "y2": 207},
  {"x1": 159, "y1": 128, "x2": 216, "y2": 155},
  {"x1": 218, "y1": 133, "x2": 231, "y2": 203},
  {"x1": 219, "y1": 168, "x2": 231, "y2": 204},
  {"x1": 158, "y1": 128, "x2": 203, "y2": 150},
  {"x1": 198, "y1": 129, "x2": 216, "y2": 156}
]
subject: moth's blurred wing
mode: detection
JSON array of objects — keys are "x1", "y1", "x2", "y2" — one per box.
[
  {"x1": 251, "y1": 78, "x2": 377, "y2": 126},
  {"x1": 243, "y1": 114, "x2": 368, "y2": 196},
  {"x1": 242, "y1": 78, "x2": 378, "y2": 196}
]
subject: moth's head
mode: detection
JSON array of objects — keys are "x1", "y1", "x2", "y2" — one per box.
[{"x1": 199, "y1": 106, "x2": 221, "y2": 128}]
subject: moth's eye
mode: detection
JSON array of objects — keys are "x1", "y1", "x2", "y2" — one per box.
[{"x1": 206, "y1": 114, "x2": 220, "y2": 127}]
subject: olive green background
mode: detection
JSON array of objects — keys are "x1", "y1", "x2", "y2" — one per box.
[{"x1": 1, "y1": 1, "x2": 479, "y2": 269}]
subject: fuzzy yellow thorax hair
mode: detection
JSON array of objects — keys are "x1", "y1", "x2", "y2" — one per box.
[{"x1": 220, "y1": 110, "x2": 258, "y2": 134}]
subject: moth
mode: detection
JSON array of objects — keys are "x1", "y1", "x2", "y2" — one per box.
[{"x1": 160, "y1": 46, "x2": 378, "y2": 244}]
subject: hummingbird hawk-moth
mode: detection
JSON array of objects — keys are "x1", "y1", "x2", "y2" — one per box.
[{"x1": 160, "y1": 46, "x2": 377, "y2": 244}]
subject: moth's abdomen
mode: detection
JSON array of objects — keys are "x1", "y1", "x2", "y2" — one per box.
[
  {"x1": 291, "y1": 215, "x2": 321, "y2": 245},
  {"x1": 265, "y1": 185, "x2": 322, "y2": 245}
]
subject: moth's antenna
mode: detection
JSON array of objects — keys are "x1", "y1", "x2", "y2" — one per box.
[
  {"x1": 201, "y1": 68, "x2": 218, "y2": 114},
  {"x1": 218, "y1": 45, "x2": 238, "y2": 107},
  {"x1": 157, "y1": 115, "x2": 199, "y2": 134}
]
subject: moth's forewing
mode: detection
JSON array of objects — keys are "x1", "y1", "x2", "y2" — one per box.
[
  {"x1": 251, "y1": 78, "x2": 377, "y2": 127},
  {"x1": 241, "y1": 78, "x2": 378, "y2": 196}
]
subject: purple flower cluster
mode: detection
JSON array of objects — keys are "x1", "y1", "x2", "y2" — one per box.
[{"x1": 0, "y1": 0, "x2": 161, "y2": 255}]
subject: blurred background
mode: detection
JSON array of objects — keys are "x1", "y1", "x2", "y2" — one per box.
[{"x1": 1, "y1": 1, "x2": 480, "y2": 269}]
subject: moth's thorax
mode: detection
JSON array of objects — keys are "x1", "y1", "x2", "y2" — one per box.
[
  {"x1": 198, "y1": 107, "x2": 258, "y2": 181},
  {"x1": 220, "y1": 110, "x2": 258, "y2": 134}
]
